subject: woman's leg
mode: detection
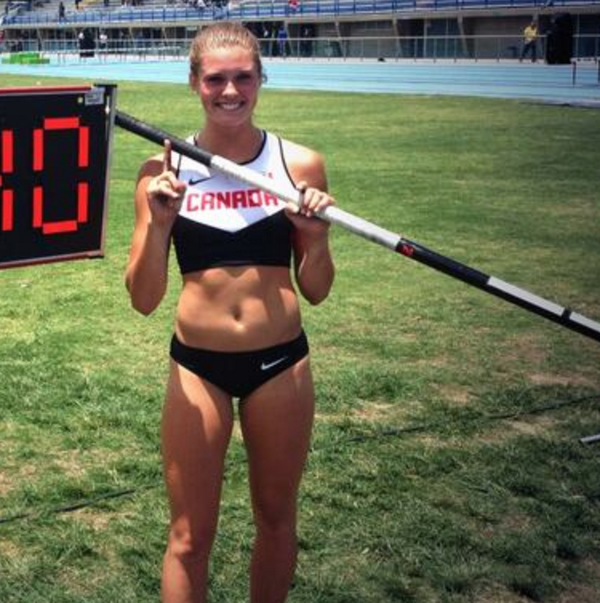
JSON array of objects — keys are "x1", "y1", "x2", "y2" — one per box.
[
  {"x1": 161, "y1": 360, "x2": 234, "y2": 603},
  {"x1": 239, "y1": 357, "x2": 315, "y2": 603}
]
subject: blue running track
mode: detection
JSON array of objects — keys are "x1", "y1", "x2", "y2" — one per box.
[{"x1": 1, "y1": 57, "x2": 599, "y2": 105}]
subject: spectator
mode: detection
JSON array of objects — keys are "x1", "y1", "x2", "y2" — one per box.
[
  {"x1": 99, "y1": 30, "x2": 108, "y2": 54},
  {"x1": 277, "y1": 24, "x2": 288, "y2": 57},
  {"x1": 519, "y1": 21, "x2": 538, "y2": 63},
  {"x1": 300, "y1": 24, "x2": 312, "y2": 57}
]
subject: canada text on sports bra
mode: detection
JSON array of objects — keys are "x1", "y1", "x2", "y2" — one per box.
[{"x1": 178, "y1": 170, "x2": 286, "y2": 233}]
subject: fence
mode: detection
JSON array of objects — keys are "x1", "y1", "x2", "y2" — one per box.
[{"x1": 2, "y1": 34, "x2": 599, "y2": 60}]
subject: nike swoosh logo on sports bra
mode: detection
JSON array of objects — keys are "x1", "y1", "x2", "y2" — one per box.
[
  {"x1": 260, "y1": 357, "x2": 288, "y2": 371},
  {"x1": 188, "y1": 176, "x2": 212, "y2": 186}
]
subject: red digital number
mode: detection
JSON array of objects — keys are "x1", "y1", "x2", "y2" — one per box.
[
  {"x1": 1, "y1": 129, "x2": 14, "y2": 232},
  {"x1": 0, "y1": 116, "x2": 90, "y2": 235},
  {"x1": 33, "y1": 117, "x2": 90, "y2": 235}
]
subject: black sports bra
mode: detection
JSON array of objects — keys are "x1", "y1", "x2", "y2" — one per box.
[{"x1": 171, "y1": 131, "x2": 296, "y2": 274}]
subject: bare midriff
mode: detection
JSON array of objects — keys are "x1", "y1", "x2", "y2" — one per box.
[{"x1": 174, "y1": 265, "x2": 302, "y2": 352}]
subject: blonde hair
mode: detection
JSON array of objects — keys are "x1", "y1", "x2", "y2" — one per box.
[{"x1": 189, "y1": 22, "x2": 264, "y2": 81}]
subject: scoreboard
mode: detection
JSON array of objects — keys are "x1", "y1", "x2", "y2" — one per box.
[{"x1": 0, "y1": 85, "x2": 116, "y2": 269}]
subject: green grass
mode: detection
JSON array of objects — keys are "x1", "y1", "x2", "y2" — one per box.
[{"x1": 1, "y1": 74, "x2": 600, "y2": 603}]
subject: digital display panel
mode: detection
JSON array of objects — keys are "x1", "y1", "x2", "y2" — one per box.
[{"x1": 0, "y1": 85, "x2": 116, "y2": 269}]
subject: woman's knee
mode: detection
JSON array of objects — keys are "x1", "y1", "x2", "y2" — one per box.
[
  {"x1": 253, "y1": 494, "x2": 297, "y2": 538},
  {"x1": 166, "y1": 522, "x2": 217, "y2": 565}
]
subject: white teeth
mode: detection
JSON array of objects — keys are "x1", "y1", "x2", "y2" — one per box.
[{"x1": 220, "y1": 102, "x2": 242, "y2": 111}]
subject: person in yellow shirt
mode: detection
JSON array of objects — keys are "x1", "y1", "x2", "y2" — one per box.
[{"x1": 520, "y1": 21, "x2": 539, "y2": 62}]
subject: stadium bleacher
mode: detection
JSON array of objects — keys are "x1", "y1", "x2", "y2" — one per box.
[
  {"x1": 0, "y1": 0, "x2": 598, "y2": 62},
  {"x1": 2, "y1": 0, "x2": 599, "y2": 27}
]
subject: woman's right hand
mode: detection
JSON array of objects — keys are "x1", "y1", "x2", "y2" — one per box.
[
  {"x1": 145, "y1": 140, "x2": 187, "y2": 227},
  {"x1": 126, "y1": 140, "x2": 186, "y2": 314}
]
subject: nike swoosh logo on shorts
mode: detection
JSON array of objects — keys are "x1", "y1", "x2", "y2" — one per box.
[{"x1": 260, "y1": 357, "x2": 288, "y2": 371}]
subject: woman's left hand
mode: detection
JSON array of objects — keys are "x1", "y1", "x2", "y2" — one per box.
[{"x1": 285, "y1": 181, "x2": 334, "y2": 238}]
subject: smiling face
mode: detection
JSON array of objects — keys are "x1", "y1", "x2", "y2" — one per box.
[
  {"x1": 191, "y1": 46, "x2": 261, "y2": 129},
  {"x1": 188, "y1": 23, "x2": 264, "y2": 131}
]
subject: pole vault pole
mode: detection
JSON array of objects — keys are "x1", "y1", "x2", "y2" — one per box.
[{"x1": 114, "y1": 110, "x2": 600, "y2": 344}]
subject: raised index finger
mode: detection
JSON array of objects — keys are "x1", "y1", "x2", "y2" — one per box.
[{"x1": 162, "y1": 139, "x2": 173, "y2": 173}]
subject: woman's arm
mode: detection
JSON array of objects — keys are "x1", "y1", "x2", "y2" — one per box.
[
  {"x1": 125, "y1": 142, "x2": 186, "y2": 316},
  {"x1": 283, "y1": 141, "x2": 335, "y2": 306}
]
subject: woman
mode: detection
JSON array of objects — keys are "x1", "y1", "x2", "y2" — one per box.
[{"x1": 125, "y1": 22, "x2": 335, "y2": 603}]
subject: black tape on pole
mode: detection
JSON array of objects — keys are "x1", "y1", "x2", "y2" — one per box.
[
  {"x1": 397, "y1": 240, "x2": 600, "y2": 343},
  {"x1": 115, "y1": 110, "x2": 600, "y2": 344},
  {"x1": 115, "y1": 111, "x2": 213, "y2": 167}
]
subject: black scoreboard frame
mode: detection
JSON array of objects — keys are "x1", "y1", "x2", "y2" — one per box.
[{"x1": 0, "y1": 84, "x2": 117, "y2": 269}]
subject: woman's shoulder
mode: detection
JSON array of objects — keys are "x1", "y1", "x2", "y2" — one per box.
[{"x1": 278, "y1": 136, "x2": 326, "y2": 184}]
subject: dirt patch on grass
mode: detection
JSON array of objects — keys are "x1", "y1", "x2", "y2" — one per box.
[
  {"x1": 0, "y1": 538, "x2": 21, "y2": 559},
  {"x1": 0, "y1": 472, "x2": 12, "y2": 498},
  {"x1": 481, "y1": 510, "x2": 533, "y2": 540},
  {"x1": 529, "y1": 372, "x2": 597, "y2": 388},
  {"x1": 351, "y1": 402, "x2": 396, "y2": 423},
  {"x1": 73, "y1": 507, "x2": 136, "y2": 532},
  {"x1": 0, "y1": 461, "x2": 38, "y2": 498},
  {"x1": 507, "y1": 414, "x2": 559, "y2": 437},
  {"x1": 556, "y1": 583, "x2": 600, "y2": 603},
  {"x1": 500, "y1": 512, "x2": 533, "y2": 533},
  {"x1": 478, "y1": 413, "x2": 559, "y2": 444},
  {"x1": 473, "y1": 585, "x2": 531, "y2": 602},
  {"x1": 502, "y1": 334, "x2": 548, "y2": 366},
  {"x1": 434, "y1": 383, "x2": 473, "y2": 405},
  {"x1": 53, "y1": 450, "x2": 91, "y2": 480},
  {"x1": 555, "y1": 559, "x2": 600, "y2": 603}
]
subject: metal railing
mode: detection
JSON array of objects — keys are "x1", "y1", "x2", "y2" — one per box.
[{"x1": 2, "y1": 34, "x2": 598, "y2": 60}]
